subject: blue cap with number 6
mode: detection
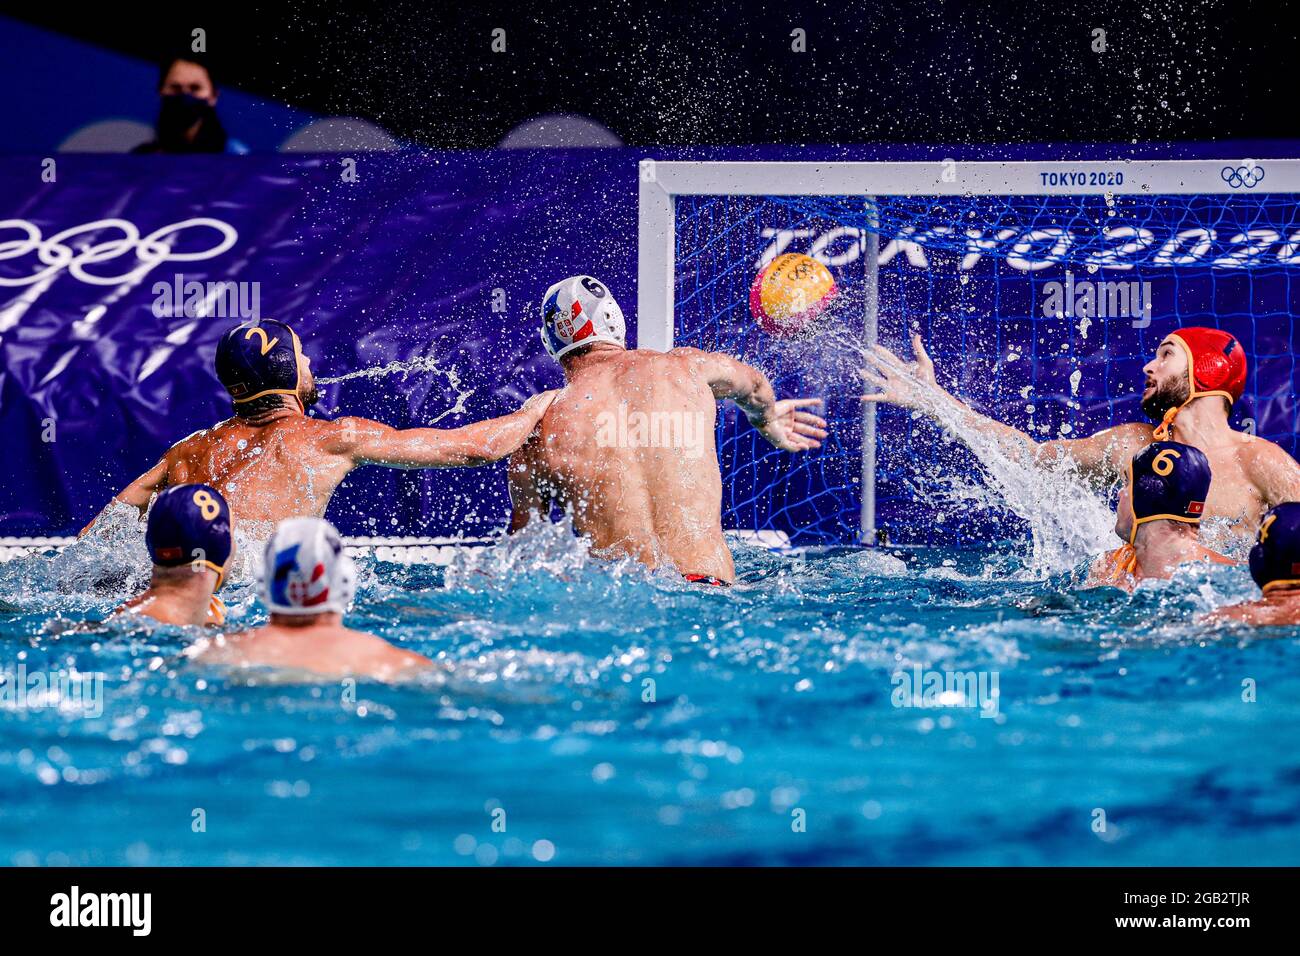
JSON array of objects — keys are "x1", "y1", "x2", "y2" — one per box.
[
  {"x1": 146, "y1": 483, "x2": 233, "y2": 589},
  {"x1": 1126, "y1": 441, "x2": 1212, "y2": 544}
]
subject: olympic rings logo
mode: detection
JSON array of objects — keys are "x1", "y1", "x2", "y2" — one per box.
[
  {"x1": 0, "y1": 218, "x2": 238, "y2": 288},
  {"x1": 1221, "y1": 164, "x2": 1266, "y2": 189}
]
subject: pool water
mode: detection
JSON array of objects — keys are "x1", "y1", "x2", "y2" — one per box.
[{"x1": 2, "y1": 522, "x2": 1298, "y2": 866}]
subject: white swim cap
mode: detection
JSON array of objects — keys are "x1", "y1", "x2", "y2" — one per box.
[
  {"x1": 540, "y1": 275, "x2": 626, "y2": 360},
  {"x1": 261, "y1": 517, "x2": 357, "y2": 616}
]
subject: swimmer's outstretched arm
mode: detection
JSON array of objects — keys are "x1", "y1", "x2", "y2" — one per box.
[
  {"x1": 860, "y1": 333, "x2": 1146, "y2": 483},
  {"x1": 336, "y1": 391, "x2": 559, "y2": 469},
  {"x1": 79, "y1": 458, "x2": 170, "y2": 536},
  {"x1": 676, "y1": 348, "x2": 828, "y2": 453}
]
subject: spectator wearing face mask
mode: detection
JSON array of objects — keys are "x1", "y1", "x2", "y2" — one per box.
[{"x1": 132, "y1": 53, "x2": 248, "y2": 154}]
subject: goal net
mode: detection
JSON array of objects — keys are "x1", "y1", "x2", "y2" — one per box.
[{"x1": 638, "y1": 160, "x2": 1300, "y2": 548}]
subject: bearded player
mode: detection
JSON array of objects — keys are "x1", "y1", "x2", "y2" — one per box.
[{"x1": 860, "y1": 326, "x2": 1300, "y2": 544}]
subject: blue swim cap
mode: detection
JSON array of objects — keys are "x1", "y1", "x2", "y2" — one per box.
[
  {"x1": 1126, "y1": 440, "x2": 1212, "y2": 544},
  {"x1": 145, "y1": 483, "x2": 233, "y2": 589},
  {"x1": 215, "y1": 320, "x2": 303, "y2": 405},
  {"x1": 1249, "y1": 502, "x2": 1300, "y2": 592}
]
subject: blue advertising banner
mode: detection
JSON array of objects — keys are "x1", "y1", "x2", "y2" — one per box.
[{"x1": 0, "y1": 153, "x2": 641, "y2": 539}]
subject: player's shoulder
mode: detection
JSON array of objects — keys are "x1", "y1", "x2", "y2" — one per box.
[
  {"x1": 171, "y1": 422, "x2": 220, "y2": 450},
  {"x1": 1087, "y1": 421, "x2": 1154, "y2": 465},
  {"x1": 314, "y1": 414, "x2": 367, "y2": 432},
  {"x1": 312, "y1": 415, "x2": 384, "y2": 449},
  {"x1": 665, "y1": 346, "x2": 745, "y2": 374},
  {"x1": 666, "y1": 346, "x2": 717, "y2": 363},
  {"x1": 1238, "y1": 429, "x2": 1296, "y2": 462},
  {"x1": 1102, "y1": 421, "x2": 1156, "y2": 443}
]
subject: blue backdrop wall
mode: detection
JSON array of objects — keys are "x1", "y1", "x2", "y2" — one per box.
[{"x1": 3, "y1": 147, "x2": 1299, "y2": 545}]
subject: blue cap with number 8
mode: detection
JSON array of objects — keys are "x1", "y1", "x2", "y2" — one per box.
[
  {"x1": 1249, "y1": 502, "x2": 1300, "y2": 593},
  {"x1": 146, "y1": 483, "x2": 233, "y2": 589}
]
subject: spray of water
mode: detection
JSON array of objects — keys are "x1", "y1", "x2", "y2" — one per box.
[
  {"x1": 442, "y1": 513, "x2": 651, "y2": 594},
  {"x1": 817, "y1": 321, "x2": 1117, "y2": 577},
  {"x1": 317, "y1": 355, "x2": 476, "y2": 424}
]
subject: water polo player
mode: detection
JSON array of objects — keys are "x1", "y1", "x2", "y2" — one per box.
[
  {"x1": 861, "y1": 327, "x2": 1300, "y2": 543},
  {"x1": 1206, "y1": 502, "x2": 1300, "y2": 625},
  {"x1": 1087, "y1": 441, "x2": 1234, "y2": 589},
  {"x1": 113, "y1": 483, "x2": 233, "y2": 626},
  {"x1": 190, "y1": 516, "x2": 431, "y2": 680},
  {"x1": 508, "y1": 275, "x2": 827, "y2": 585},
  {"x1": 83, "y1": 319, "x2": 556, "y2": 543}
]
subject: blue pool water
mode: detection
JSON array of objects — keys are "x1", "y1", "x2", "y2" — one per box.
[{"x1": 2, "y1": 524, "x2": 1298, "y2": 866}]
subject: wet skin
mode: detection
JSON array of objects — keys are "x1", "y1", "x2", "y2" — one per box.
[
  {"x1": 1206, "y1": 589, "x2": 1300, "y2": 626},
  {"x1": 191, "y1": 613, "x2": 433, "y2": 682},
  {"x1": 508, "y1": 345, "x2": 826, "y2": 583},
  {"x1": 861, "y1": 334, "x2": 1300, "y2": 544},
  {"x1": 87, "y1": 348, "x2": 556, "y2": 538}
]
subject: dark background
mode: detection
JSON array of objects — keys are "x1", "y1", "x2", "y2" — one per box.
[{"x1": 2, "y1": 0, "x2": 1295, "y2": 147}]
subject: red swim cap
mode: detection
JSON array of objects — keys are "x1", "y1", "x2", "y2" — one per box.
[
  {"x1": 1167, "y1": 327, "x2": 1247, "y2": 404},
  {"x1": 1151, "y1": 327, "x2": 1247, "y2": 440}
]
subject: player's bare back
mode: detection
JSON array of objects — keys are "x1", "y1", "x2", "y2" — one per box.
[
  {"x1": 517, "y1": 349, "x2": 733, "y2": 580},
  {"x1": 157, "y1": 416, "x2": 353, "y2": 529}
]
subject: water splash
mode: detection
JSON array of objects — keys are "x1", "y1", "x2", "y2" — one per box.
[
  {"x1": 442, "y1": 513, "x2": 651, "y2": 594},
  {"x1": 317, "y1": 355, "x2": 476, "y2": 424},
  {"x1": 827, "y1": 325, "x2": 1116, "y2": 577},
  {"x1": 41, "y1": 500, "x2": 152, "y2": 599}
]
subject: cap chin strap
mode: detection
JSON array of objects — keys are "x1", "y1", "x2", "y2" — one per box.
[
  {"x1": 208, "y1": 594, "x2": 227, "y2": 625},
  {"x1": 1151, "y1": 405, "x2": 1180, "y2": 441},
  {"x1": 157, "y1": 557, "x2": 228, "y2": 591},
  {"x1": 1152, "y1": 334, "x2": 1235, "y2": 440},
  {"x1": 195, "y1": 558, "x2": 227, "y2": 592},
  {"x1": 1129, "y1": 513, "x2": 1200, "y2": 545},
  {"x1": 1262, "y1": 579, "x2": 1300, "y2": 594}
]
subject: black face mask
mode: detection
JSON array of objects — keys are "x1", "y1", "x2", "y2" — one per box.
[{"x1": 157, "y1": 93, "x2": 215, "y2": 140}]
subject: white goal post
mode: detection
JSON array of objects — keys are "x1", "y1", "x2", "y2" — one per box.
[{"x1": 636, "y1": 158, "x2": 1300, "y2": 542}]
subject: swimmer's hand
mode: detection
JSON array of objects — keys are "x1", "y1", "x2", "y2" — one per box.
[
  {"x1": 753, "y1": 398, "x2": 827, "y2": 453},
  {"x1": 859, "y1": 333, "x2": 948, "y2": 411},
  {"x1": 520, "y1": 389, "x2": 560, "y2": 418}
]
